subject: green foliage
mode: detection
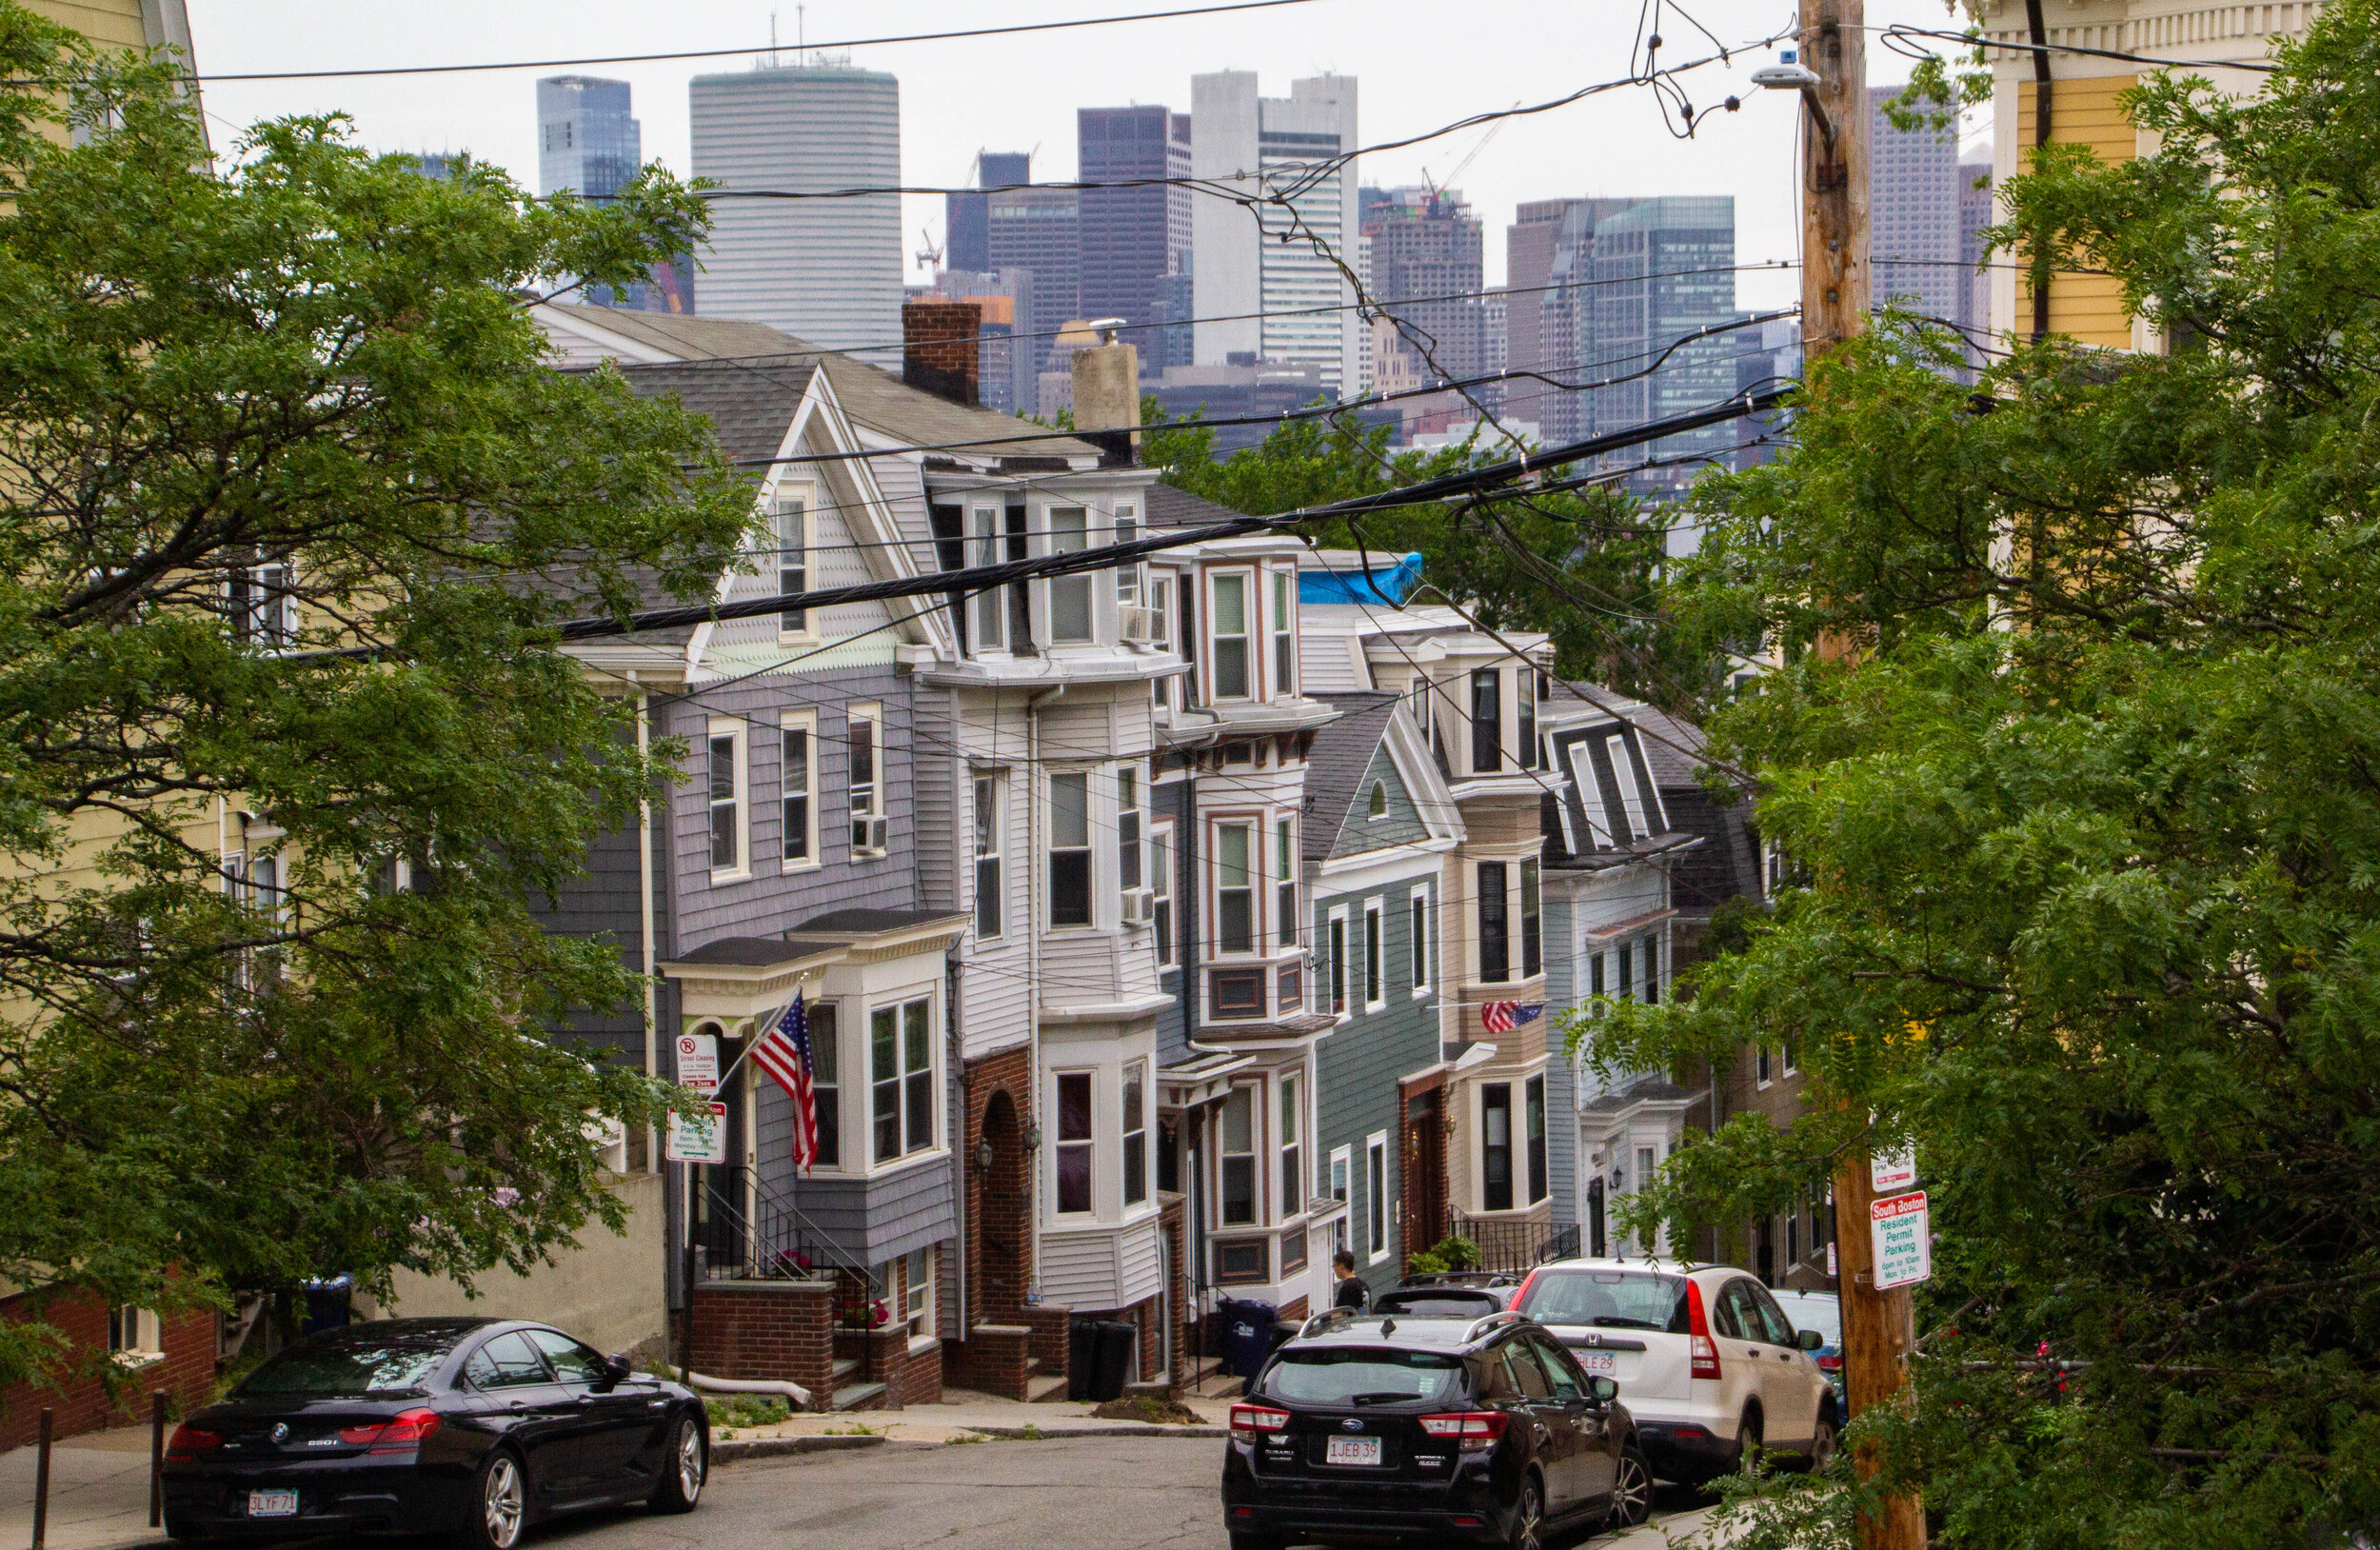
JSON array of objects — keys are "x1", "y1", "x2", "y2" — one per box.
[
  {"x1": 0, "y1": 7, "x2": 750, "y2": 1390},
  {"x1": 1581, "y1": 6, "x2": 2380, "y2": 1540},
  {"x1": 703, "y1": 1393, "x2": 789, "y2": 1430},
  {"x1": 1145, "y1": 401, "x2": 1713, "y2": 708}
]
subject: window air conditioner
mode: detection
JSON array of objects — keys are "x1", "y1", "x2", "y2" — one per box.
[
  {"x1": 1121, "y1": 887, "x2": 1155, "y2": 925},
  {"x1": 853, "y1": 816, "x2": 889, "y2": 855},
  {"x1": 1121, "y1": 605, "x2": 1159, "y2": 644}
]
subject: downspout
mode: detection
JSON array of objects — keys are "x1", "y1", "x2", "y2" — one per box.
[
  {"x1": 1025, "y1": 681, "x2": 1066, "y2": 1302},
  {"x1": 638, "y1": 684, "x2": 661, "y2": 1173},
  {"x1": 2024, "y1": 0, "x2": 2054, "y2": 343}
]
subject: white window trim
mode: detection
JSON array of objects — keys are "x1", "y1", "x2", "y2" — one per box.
[
  {"x1": 846, "y1": 703, "x2": 885, "y2": 859},
  {"x1": 971, "y1": 771, "x2": 1005, "y2": 941},
  {"x1": 1278, "y1": 1071, "x2": 1304, "y2": 1222},
  {"x1": 1607, "y1": 732, "x2": 1652, "y2": 840},
  {"x1": 1781, "y1": 1041, "x2": 1798, "y2": 1078},
  {"x1": 1571, "y1": 743, "x2": 1615, "y2": 848},
  {"x1": 863, "y1": 989, "x2": 944, "y2": 1173},
  {"x1": 771, "y1": 484, "x2": 818, "y2": 644},
  {"x1": 1042, "y1": 501, "x2": 1099, "y2": 646},
  {"x1": 1052, "y1": 1066, "x2": 1100, "y2": 1215},
  {"x1": 706, "y1": 719, "x2": 749, "y2": 881},
  {"x1": 1326, "y1": 903, "x2": 1351, "y2": 1023},
  {"x1": 1047, "y1": 768, "x2": 1099, "y2": 933},
  {"x1": 1410, "y1": 885, "x2": 1433, "y2": 998},
  {"x1": 968, "y1": 504, "x2": 1007, "y2": 653},
  {"x1": 1269, "y1": 566, "x2": 1297, "y2": 701},
  {"x1": 1150, "y1": 819, "x2": 1178, "y2": 970},
  {"x1": 1362, "y1": 898, "x2": 1387, "y2": 1013},
  {"x1": 903, "y1": 1245, "x2": 937, "y2": 1349},
  {"x1": 1365, "y1": 1131, "x2": 1391, "y2": 1266},
  {"x1": 782, "y1": 709, "x2": 820, "y2": 871},
  {"x1": 1207, "y1": 567, "x2": 1257, "y2": 703},
  {"x1": 1328, "y1": 1143, "x2": 1352, "y2": 1256}
]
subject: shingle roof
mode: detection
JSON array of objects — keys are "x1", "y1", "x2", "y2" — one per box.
[
  {"x1": 605, "y1": 358, "x2": 818, "y2": 468},
  {"x1": 1146, "y1": 482, "x2": 1264, "y2": 531},
  {"x1": 1302, "y1": 691, "x2": 1405, "y2": 861},
  {"x1": 547, "y1": 302, "x2": 1102, "y2": 463}
]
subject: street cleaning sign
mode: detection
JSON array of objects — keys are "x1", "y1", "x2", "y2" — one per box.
[
  {"x1": 665, "y1": 1103, "x2": 728, "y2": 1163},
  {"x1": 676, "y1": 1032, "x2": 720, "y2": 1097},
  {"x1": 1871, "y1": 1142, "x2": 1917, "y2": 1195},
  {"x1": 1869, "y1": 1190, "x2": 1933, "y2": 1291}
]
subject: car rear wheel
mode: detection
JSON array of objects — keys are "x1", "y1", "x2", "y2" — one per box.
[
  {"x1": 1508, "y1": 1474, "x2": 1545, "y2": 1550},
  {"x1": 1608, "y1": 1445, "x2": 1654, "y2": 1528},
  {"x1": 1799, "y1": 1412, "x2": 1838, "y2": 1472},
  {"x1": 454, "y1": 1448, "x2": 527, "y2": 1550},
  {"x1": 1736, "y1": 1409, "x2": 1766, "y2": 1477},
  {"x1": 1226, "y1": 1532, "x2": 1282, "y2": 1550},
  {"x1": 648, "y1": 1413, "x2": 706, "y2": 1514}
]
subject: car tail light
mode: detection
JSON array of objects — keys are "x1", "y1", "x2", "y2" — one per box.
[
  {"x1": 1815, "y1": 1354, "x2": 1843, "y2": 1374},
  {"x1": 1686, "y1": 1280, "x2": 1722, "y2": 1381},
  {"x1": 165, "y1": 1424, "x2": 222, "y2": 1459},
  {"x1": 1229, "y1": 1404, "x2": 1291, "y2": 1438},
  {"x1": 1418, "y1": 1412, "x2": 1510, "y2": 1451},
  {"x1": 1512, "y1": 1269, "x2": 1540, "y2": 1311},
  {"x1": 338, "y1": 1408, "x2": 442, "y2": 1452}
]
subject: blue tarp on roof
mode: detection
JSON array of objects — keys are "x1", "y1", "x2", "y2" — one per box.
[{"x1": 1299, "y1": 552, "x2": 1425, "y2": 606}]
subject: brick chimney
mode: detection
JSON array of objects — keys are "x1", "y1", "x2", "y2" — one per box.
[
  {"x1": 903, "y1": 299, "x2": 981, "y2": 407},
  {"x1": 1071, "y1": 321, "x2": 1140, "y2": 467}
]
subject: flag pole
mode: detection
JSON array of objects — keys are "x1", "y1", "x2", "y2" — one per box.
[{"x1": 711, "y1": 972, "x2": 812, "y2": 1092}]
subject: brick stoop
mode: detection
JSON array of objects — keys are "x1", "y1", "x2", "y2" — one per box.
[
  {"x1": 689, "y1": 1279, "x2": 839, "y2": 1412},
  {"x1": 948, "y1": 1324, "x2": 1033, "y2": 1400}
]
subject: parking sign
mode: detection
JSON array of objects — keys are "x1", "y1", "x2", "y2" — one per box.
[
  {"x1": 664, "y1": 1103, "x2": 728, "y2": 1162},
  {"x1": 1869, "y1": 1190, "x2": 1932, "y2": 1290}
]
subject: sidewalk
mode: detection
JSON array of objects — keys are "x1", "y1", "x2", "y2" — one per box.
[
  {"x1": 0, "y1": 1421, "x2": 164, "y2": 1550},
  {"x1": 704, "y1": 1387, "x2": 1236, "y2": 1447}
]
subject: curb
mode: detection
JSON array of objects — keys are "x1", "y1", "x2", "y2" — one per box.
[
  {"x1": 712, "y1": 1433, "x2": 888, "y2": 1463},
  {"x1": 968, "y1": 1423, "x2": 1229, "y2": 1441}
]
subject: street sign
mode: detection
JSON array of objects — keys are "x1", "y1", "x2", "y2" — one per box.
[
  {"x1": 1872, "y1": 1143, "x2": 1916, "y2": 1196},
  {"x1": 1870, "y1": 1190, "x2": 1932, "y2": 1291},
  {"x1": 676, "y1": 1032, "x2": 719, "y2": 1097},
  {"x1": 664, "y1": 1103, "x2": 727, "y2": 1163}
]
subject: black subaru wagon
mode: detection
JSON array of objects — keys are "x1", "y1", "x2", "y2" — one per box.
[{"x1": 1221, "y1": 1308, "x2": 1653, "y2": 1550}]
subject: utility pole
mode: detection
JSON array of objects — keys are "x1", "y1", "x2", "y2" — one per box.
[{"x1": 1796, "y1": 0, "x2": 1924, "y2": 1544}]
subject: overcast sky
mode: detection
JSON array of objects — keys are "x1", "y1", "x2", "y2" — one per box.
[{"x1": 180, "y1": 0, "x2": 1983, "y2": 316}]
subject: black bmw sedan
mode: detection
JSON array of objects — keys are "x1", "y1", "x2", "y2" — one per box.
[{"x1": 162, "y1": 1317, "x2": 707, "y2": 1547}]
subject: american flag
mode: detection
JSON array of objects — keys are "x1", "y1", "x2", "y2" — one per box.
[
  {"x1": 1480, "y1": 1002, "x2": 1544, "y2": 1035},
  {"x1": 750, "y1": 991, "x2": 821, "y2": 1172}
]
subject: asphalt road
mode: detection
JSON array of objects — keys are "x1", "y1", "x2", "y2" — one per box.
[{"x1": 490, "y1": 1435, "x2": 1711, "y2": 1550}]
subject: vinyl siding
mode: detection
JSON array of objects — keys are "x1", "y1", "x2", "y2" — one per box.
[
  {"x1": 760, "y1": 1148, "x2": 956, "y2": 1265},
  {"x1": 1326, "y1": 745, "x2": 1430, "y2": 860},
  {"x1": 1153, "y1": 777, "x2": 1195, "y2": 1064}
]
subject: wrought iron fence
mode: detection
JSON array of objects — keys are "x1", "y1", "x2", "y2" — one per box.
[
  {"x1": 696, "y1": 1171, "x2": 881, "y2": 1324},
  {"x1": 1449, "y1": 1212, "x2": 1581, "y2": 1275}
]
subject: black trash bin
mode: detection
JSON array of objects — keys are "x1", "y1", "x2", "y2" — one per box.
[
  {"x1": 1089, "y1": 1321, "x2": 1135, "y2": 1401},
  {"x1": 1066, "y1": 1317, "x2": 1101, "y2": 1401},
  {"x1": 1223, "y1": 1299, "x2": 1278, "y2": 1390}
]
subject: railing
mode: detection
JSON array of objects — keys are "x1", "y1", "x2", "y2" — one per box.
[
  {"x1": 697, "y1": 1172, "x2": 882, "y2": 1325},
  {"x1": 1450, "y1": 1211, "x2": 1581, "y2": 1275}
]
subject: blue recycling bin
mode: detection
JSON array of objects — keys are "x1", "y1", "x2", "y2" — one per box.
[{"x1": 1224, "y1": 1299, "x2": 1279, "y2": 1387}]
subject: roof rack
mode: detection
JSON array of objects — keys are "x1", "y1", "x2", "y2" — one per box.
[
  {"x1": 1299, "y1": 1307, "x2": 1357, "y2": 1339},
  {"x1": 1462, "y1": 1309, "x2": 1530, "y2": 1343}
]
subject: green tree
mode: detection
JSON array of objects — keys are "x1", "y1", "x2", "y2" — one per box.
[
  {"x1": 1578, "y1": 9, "x2": 2380, "y2": 1541},
  {"x1": 0, "y1": 10, "x2": 751, "y2": 1390},
  {"x1": 1146, "y1": 404, "x2": 1709, "y2": 705}
]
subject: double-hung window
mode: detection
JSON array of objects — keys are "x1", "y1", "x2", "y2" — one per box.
[
  {"x1": 1410, "y1": 888, "x2": 1431, "y2": 993},
  {"x1": 1123, "y1": 1061, "x2": 1148, "y2": 1207},
  {"x1": 1363, "y1": 900, "x2": 1384, "y2": 1010},
  {"x1": 1327, "y1": 908, "x2": 1348, "y2": 1016},
  {"x1": 1216, "y1": 823, "x2": 1254, "y2": 953},
  {"x1": 1518, "y1": 666, "x2": 1538, "y2": 768},
  {"x1": 1149, "y1": 575, "x2": 1174, "y2": 709},
  {"x1": 903, "y1": 1247, "x2": 934, "y2": 1339},
  {"x1": 1279, "y1": 1074, "x2": 1302, "y2": 1217},
  {"x1": 1220, "y1": 1087, "x2": 1256, "y2": 1225},
  {"x1": 1211, "y1": 574, "x2": 1250, "y2": 699},
  {"x1": 1520, "y1": 858, "x2": 1542, "y2": 979},
  {"x1": 1525, "y1": 1075, "x2": 1547, "y2": 1205},
  {"x1": 1048, "y1": 507, "x2": 1094, "y2": 642},
  {"x1": 1471, "y1": 668, "x2": 1502, "y2": 772},
  {"x1": 1642, "y1": 936, "x2": 1660, "y2": 1005},
  {"x1": 783, "y1": 717, "x2": 815, "y2": 864},
  {"x1": 970, "y1": 507, "x2": 1005, "y2": 651},
  {"x1": 776, "y1": 495, "x2": 808, "y2": 633},
  {"x1": 707, "y1": 726, "x2": 744, "y2": 875},
  {"x1": 870, "y1": 996, "x2": 935, "y2": 1163},
  {"x1": 1118, "y1": 768, "x2": 1143, "y2": 892},
  {"x1": 1481, "y1": 1082, "x2": 1514, "y2": 1211},
  {"x1": 1275, "y1": 820, "x2": 1298, "y2": 951},
  {"x1": 1329, "y1": 1146, "x2": 1351, "y2": 1255},
  {"x1": 1478, "y1": 861, "x2": 1510, "y2": 983},
  {"x1": 1366, "y1": 1133, "x2": 1389, "y2": 1263},
  {"x1": 809, "y1": 1004, "x2": 840, "y2": 1167},
  {"x1": 972, "y1": 776, "x2": 1004, "y2": 939},
  {"x1": 230, "y1": 561, "x2": 297, "y2": 647},
  {"x1": 1272, "y1": 571, "x2": 1295, "y2": 697},
  {"x1": 1115, "y1": 507, "x2": 1141, "y2": 606},
  {"x1": 1056, "y1": 1072, "x2": 1094, "y2": 1214},
  {"x1": 847, "y1": 707, "x2": 883, "y2": 856},
  {"x1": 1048, "y1": 772, "x2": 1093, "y2": 926},
  {"x1": 1151, "y1": 824, "x2": 1176, "y2": 965}
]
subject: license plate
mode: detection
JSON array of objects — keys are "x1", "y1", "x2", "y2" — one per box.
[
  {"x1": 1325, "y1": 1437, "x2": 1382, "y2": 1466},
  {"x1": 1579, "y1": 1351, "x2": 1617, "y2": 1374},
  {"x1": 248, "y1": 1489, "x2": 298, "y2": 1519}
]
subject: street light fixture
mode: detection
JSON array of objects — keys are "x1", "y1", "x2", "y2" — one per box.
[{"x1": 1753, "y1": 48, "x2": 1838, "y2": 158}]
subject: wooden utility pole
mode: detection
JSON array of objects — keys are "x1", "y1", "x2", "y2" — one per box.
[{"x1": 1799, "y1": 1, "x2": 1924, "y2": 1544}]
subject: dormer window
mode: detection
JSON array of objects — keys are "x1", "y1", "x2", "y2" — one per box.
[
  {"x1": 1607, "y1": 733, "x2": 1651, "y2": 839},
  {"x1": 776, "y1": 495, "x2": 808, "y2": 634},
  {"x1": 1211, "y1": 574, "x2": 1250, "y2": 699}
]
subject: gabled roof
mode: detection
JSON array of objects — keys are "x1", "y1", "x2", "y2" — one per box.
[
  {"x1": 602, "y1": 358, "x2": 819, "y2": 469},
  {"x1": 1146, "y1": 483, "x2": 1256, "y2": 530},
  {"x1": 1302, "y1": 691, "x2": 1404, "y2": 861}
]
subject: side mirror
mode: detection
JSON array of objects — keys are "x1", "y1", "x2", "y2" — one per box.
[
  {"x1": 1797, "y1": 1329, "x2": 1824, "y2": 1352},
  {"x1": 1591, "y1": 1376, "x2": 1618, "y2": 1403},
  {"x1": 603, "y1": 1354, "x2": 635, "y2": 1387}
]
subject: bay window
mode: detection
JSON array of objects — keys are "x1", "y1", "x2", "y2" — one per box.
[
  {"x1": 1521, "y1": 858, "x2": 1542, "y2": 979},
  {"x1": 870, "y1": 996, "x2": 935, "y2": 1164},
  {"x1": 1049, "y1": 772, "x2": 1092, "y2": 926},
  {"x1": 1275, "y1": 820, "x2": 1298, "y2": 951},
  {"x1": 1525, "y1": 1074, "x2": 1547, "y2": 1205},
  {"x1": 1116, "y1": 507, "x2": 1141, "y2": 605},
  {"x1": 1279, "y1": 1074, "x2": 1302, "y2": 1217},
  {"x1": 1212, "y1": 574, "x2": 1250, "y2": 699},
  {"x1": 1471, "y1": 668, "x2": 1502, "y2": 773},
  {"x1": 1216, "y1": 823, "x2": 1254, "y2": 952},
  {"x1": 1119, "y1": 767, "x2": 1142, "y2": 891},
  {"x1": 810, "y1": 1004, "x2": 840, "y2": 1167},
  {"x1": 971, "y1": 507, "x2": 1005, "y2": 651},
  {"x1": 1123, "y1": 1062, "x2": 1148, "y2": 1207},
  {"x1": 1478, "y1": 861, "x2": 1509, "y2": 983},
  {"x1": 1152, "y1": 824, "x2": 1176, "y2": 965},
  {"x1": 1482, "y1": 1083, "x2": 1514, "y2": 1211},
  {"x1": 1518, "y1": 666, "x2": 1538, "y2": 768},
  {"x1": 1057, "y1": 1072, "x2": 1093, "y2": 1214},
  {"x1": 1049, "y1": 506, "x2": 1093, "y2": 642},
  {"x1": 1150, "y1": 574, "x2": 1174, "y2": 709},
  {"x1": 1272, "y1": 571, "x2": 1295, "y2": 696},
  {"x1": 1220, "y1": 1086, "x2": 1256, "y2": 1225}
]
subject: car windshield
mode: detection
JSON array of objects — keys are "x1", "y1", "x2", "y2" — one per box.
[
  {"x1": 1516, "y1": 1269, "x2": 1688, "y2": 1332},
  {"x1": 237, "y1": 1339, "x2": 450, "y2": 1398},
  {"x1": 1374, "y1": 1292, "x2": 1497, "y2": 1318},
  {"x1": 1776, "y1": 1296, "x2": 1840, "y2": 1341},
  {"x1": 1265, "y1": 1347, "x2": 1467, "y2": 1406}
]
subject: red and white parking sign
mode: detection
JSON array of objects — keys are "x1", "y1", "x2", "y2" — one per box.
[{"x1": 1869, "y1": 1190, "x2": 1933, "y2": 1291}]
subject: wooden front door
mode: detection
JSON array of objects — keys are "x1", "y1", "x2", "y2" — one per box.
[{"x1": 1400, "y1": 1087, "x2": 1448, "y2": 1265}]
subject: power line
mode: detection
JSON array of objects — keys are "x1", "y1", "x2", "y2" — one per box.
[
  {"x1": 1878, "y1": 22, "x2": 2279, "y2": 75},
  {"x1": 185, "y1": 0, "x2": 1337, "y2": 82}
]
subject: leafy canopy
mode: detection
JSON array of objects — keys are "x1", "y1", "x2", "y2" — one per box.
[
  {"x1": 1579, "y1": 7, "x2": 2380, "y2": 1542},
  {"x1": 0, "y1": 7, "x2": 753, "y2": 1389}
]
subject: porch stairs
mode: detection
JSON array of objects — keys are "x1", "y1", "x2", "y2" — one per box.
[{"x1": 828, "y1": 1357, "x2": 888, "y2": 1412}]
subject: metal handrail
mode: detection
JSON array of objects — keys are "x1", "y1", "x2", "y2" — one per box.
[
  {"x1": 1448, "y1": 1212, "x2": 1581, "y2": 1275},
  {"x1": 698, "y1": 1173, "x2": 881, "y2": 1302}
]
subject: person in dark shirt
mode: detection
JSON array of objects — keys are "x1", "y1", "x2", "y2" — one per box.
[{"x1": 1331, "y1": 1249, "x2": 1368, "y2": 1312}]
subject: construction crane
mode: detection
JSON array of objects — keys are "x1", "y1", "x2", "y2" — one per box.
[
  {"x1": 916, "y1": 226, "x2": 944, "y2": 275},
  {"x1": 1423, "y1": 102, "x2": 1518, "y2": 203}
]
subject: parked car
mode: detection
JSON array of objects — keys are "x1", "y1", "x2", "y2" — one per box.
[
  {"x1": 1221, "y1": 1306, "x2": 1652, "y2": 1550},
  {"x1": 1510, "y1": 1259, "x2": 1837, "y2": 1485},
  {"x1": 1382, "y1": 1271, "x2": 1522, "y2": 1313},
  {"x1": 1771, "y1": 1290, "x2": 1843, "y2": 1404},
  {"x1": 162, "y1": 1317, "x2": 706, "y2": 1548}
]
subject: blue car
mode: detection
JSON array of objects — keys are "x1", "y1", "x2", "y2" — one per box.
[{"x1": 1772, "y1": 1290, "x2": 1843, "y2": 1404}]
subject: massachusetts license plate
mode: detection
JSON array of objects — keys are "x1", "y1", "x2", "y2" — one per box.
[
  {"x1": 1325, "y1": 1437, "x2": 1382, "y2": 1466},
  {"x1": 1579, "y1": 1351, "x2": 1617, "y2": 1374},
  {"x1": 248, "y1": 1489, "x2": 298, "y2": 1518}
]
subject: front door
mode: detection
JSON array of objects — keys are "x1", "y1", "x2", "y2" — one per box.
[
  {"x1": 1586, "y1": 1179, "x2": 1606, "y2": 1258},
  {"x1": 692, "y1": 1063, "x2": 749, "y2": 1275},
  {"x1": 1400, "y1": 1088, "x2": 1446, "y2": 1264}
]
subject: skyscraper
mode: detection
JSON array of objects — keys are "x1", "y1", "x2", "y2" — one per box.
[
  {"x1": 1505, "y1": 199, "x2": 1588, "y2": 429},
  {"x1": 1078, "y1": 107, "x2": 1192, "y2": 344},
  {"x1": 1868, "y1": 85, "x2": 1961, "y2": 326},
  {"x1": 984, "y1": 160, "x2": 1081, "y2": 406},
  {"x1": 690, "y1": 62, "x2": 902, "y2": 349},
  {"x1": 1189, "y1": 71, "x2": 1359, "y2": 395},
  {"x1": 1533, "y1": 197, "x2": 1644, "y2": 444},
  {"x1": 945, "y1": 151, "x2": 1030, "y2": 275},
  {"x1": 1362, "y1": 186, "x2": 1485, "y2": 381},
  {"x1": 537, "y1": 75, "x2": 692, "y2": 314},
  {"x1": 1958, "y1": 160, "x2": 1993, "y2": 359}
]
